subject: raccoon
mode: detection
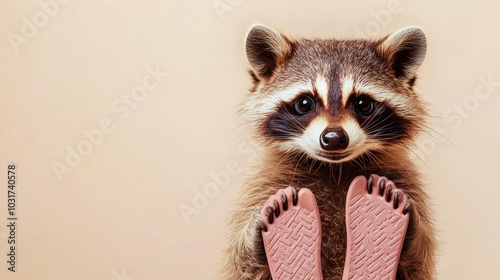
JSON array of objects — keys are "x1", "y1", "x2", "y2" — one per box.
[{"x1": 222, "y1": 24, "x2": 436, "y2": 280}]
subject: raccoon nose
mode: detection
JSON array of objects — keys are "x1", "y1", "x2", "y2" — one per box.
[{"x1": 320, "y1": 128, "x2": 349, "y2": 151}]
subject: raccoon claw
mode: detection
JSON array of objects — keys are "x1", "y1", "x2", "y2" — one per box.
[
  {"x1": 261, "y1": 223, "x2": 268, "y2": 233},
  {"x1": 402, "y1": 201, "x2": 412, "y2": 215},
  {"x1": 385, "y1": 183, "x2": 393, "y2": 202},
  {"x1": 367, "y1": 174, "x2": 374, "y2": 194},
  {"x1": 257, "y1": 216, "x2": 268, "y2": 233},
  {"x1": 281, "y1": 193, "x2": 288, "y2": 211},
  {"x1": 266, "y1": 206, "x2": 274, "y2": 225},
  {"x1": 378, "y1": 178, "x2": 386, "y2": 196},
  {"x1": 291, "y1": 187, "x2": 298, "y2": 206},
  {"x1": 273, "y1": 199, "x2": 280, "y2": 217},
  {"x1": 393, "y1": 191, "x2": 400, "y2": 209},
  {"x1": 252, "y1": 206, "x2": 268, "y2": 233}
]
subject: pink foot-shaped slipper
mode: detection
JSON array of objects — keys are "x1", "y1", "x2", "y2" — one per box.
[
  {"x1": 343, "y1": 175, "x2": 411, "y2": 280},
  {"x1": 261, "y1": 187, "x2": 323, "y2": 280}
]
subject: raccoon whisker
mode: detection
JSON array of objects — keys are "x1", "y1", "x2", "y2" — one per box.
[
  {"x1": 370, "y1": 150, "x2": 400, "y2": 171},
  {"x1": 404, "y1": 132, "x2": 423, "y2": 150},
  {"x1": 272, "y1": 151, "x2": 296, "y2": 177},
  {"x1": 225, "y1": 136, "x2": 267, "y2": 154},
  {"x1": 360, "y1": 116, "x2": 378, "y2": 133},
  {"x1": 224, "y1": 138, "x2": 252, "y2": 153},
  {"x1": 397, "y1": 141, "x2": 430, "y2": 168},
  {"x1": 264, "y1": 130, "x2": 302, "y2": 140},
  {"x1": 327, "y1": 162, "x2": 335, "y2": 181},
  {"x1": 325, "y1": 160, "x2": 339, "y2": 183},
  {"x1": 266, "y1": 119, "x2": 305, "y2": 137},
  {"x1": 276, "y1": 153, "x2": 300, "y2": 176},
  {"x1": 356, "y1": 151, "x2": 376, "y2": 170},
  {"x1": 359, "y1": 155, "x2": 370, "y2": 171},
  {"x1": 395, "y1": 133, "x2": 425, "y2": 153},
  {"x1": 254, "y1": 160, "x2": 278, "y2": 179},
  {"x1": 426, "y1": 114, "x2": 461, "y2": 121},
  {"x1": 274, "y1": 153, "x2": 297, "y2": 184},
  {"x1": 361, "y1": 107, "x2": 395, "y2": 133},
  {"x1": 361, "y1": 119, "x2": 393, "y2": 140},
  {"x1": 315, "y1": 159, "x2": 326, "y2": 176},
  {"x1": 254, "y1": 144, "x2": 293, "y2": 177},
  {"x1": 356, "y1": 154, "x2": 370, "y2": 170},
  {"x1": 364, "y1": 150, "x2": 384, "y2": 170},
  {"x1": 409, "y1": 126, "x2": 459, "y2": 154},
  {"x1": 337, "y1": 162, "x2": 344, "y2": 183},
  {"x1": 296, "y1": 153, "x2": 314, "y2": 178},
  {"x1": 291, "y1": 152, "x2": 309, "y2": 183},
  {"x1": 412, "y1": 122, "x2": 460, "y2": 150},
  {"x1": 370, "y1": 133, "x2": 405, "y2": 141},
  {"x1": 363, "y1": 115, "x2": 408, "y2": 139},
  {"x1": 281, "y1": 110, "x2": 308, "y2": 132},
  {"x1": 306, "y1": 156, "x2": 315, "y2": 173},
  {"x1": 308, "y1": 156, "x2": 323, "y2": 176},
  {"x1": 309, "y1": 158, "x2": 317, "y2": 174},
  {"x1": 275, "y1": 99, "x2": 309, "y2": 130},
  {"x1": 367, "y1": 112, "x2": 397, "y2": 134},
  {"x1": 230, "y1": 118, "x2": 262, "y2": 131},
  {"x1": 350, "y1": 157, "x2": 364, "y2": 170},
  {"x1": 253, "y1": 138, "x2": 270, "y2": 151},
  {"x1": 375, "y1": 148, "x2": 416, "y2": 181},
  {"x1": 375, "y1": 108, "x2": 396, "y2": 124},
  {"x1": 266, "y1": 134, "x2": 296, "y2": 140},
  {"x1": 363, "y1": 128, "x2": 404, "y2": 141}
]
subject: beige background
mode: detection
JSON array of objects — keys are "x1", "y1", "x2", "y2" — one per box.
[{"x1": 1, "y1": 0, "x2": 499, "y2": 279}]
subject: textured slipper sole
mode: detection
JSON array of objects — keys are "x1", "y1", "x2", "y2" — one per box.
[
  {"x1": 343, "y1": 175, "x2": 410, "y2": 280},
  {"x1": 261, "y1": 187, "x2": 323, "y2": 280}
]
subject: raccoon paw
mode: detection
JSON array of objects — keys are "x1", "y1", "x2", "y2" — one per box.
[
  {"x1": 343, "y1": 175, "x2": 411, "y2": 280},
  {"x1": 260, "y1": 187, "x2": 323, "y2": 280}
]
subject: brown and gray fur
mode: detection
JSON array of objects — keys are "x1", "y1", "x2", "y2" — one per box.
[{"x1": 222, "y1": 24, "x2": 436, "y2": 280}]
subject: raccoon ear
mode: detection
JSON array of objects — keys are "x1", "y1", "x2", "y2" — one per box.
[
  {"x1": 245, "y1": 24, "x2": 292, "y2": 80},
  {"x1": 377, "y1": 26, "x2": 427, "y2": 80}
]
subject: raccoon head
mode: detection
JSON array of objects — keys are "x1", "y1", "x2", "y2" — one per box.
[{"x1": 243, "y1": 24, "x2": 427, "y2": 164}]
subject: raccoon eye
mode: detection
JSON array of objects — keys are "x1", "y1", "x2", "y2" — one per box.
[
  {"x1": 294, "y1": 96, "x2": 315, "y2": 115},
  {"x1": 354, "y1": 97, "x2": 374, "y2": 116}
]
